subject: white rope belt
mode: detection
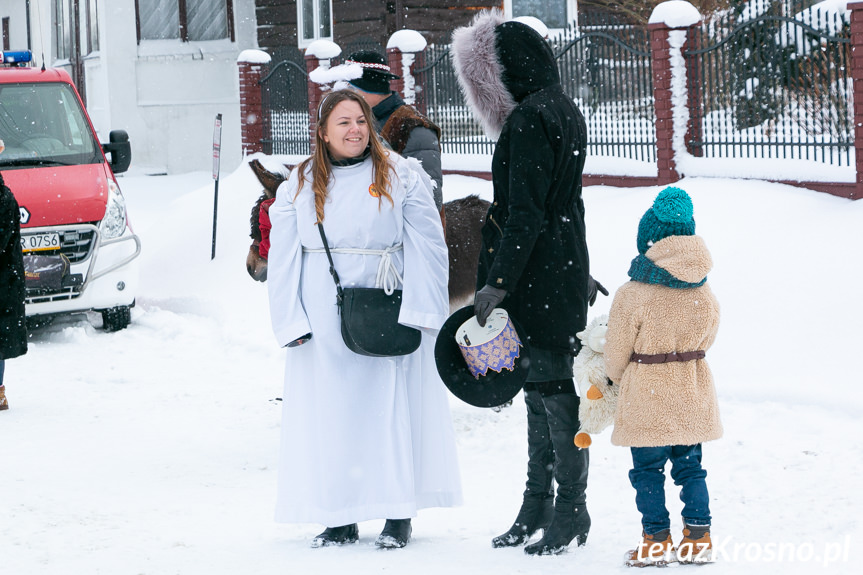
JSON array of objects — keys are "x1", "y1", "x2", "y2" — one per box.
[{"x1": 303, "y1": 244, "x2": 404, "y2": 295}]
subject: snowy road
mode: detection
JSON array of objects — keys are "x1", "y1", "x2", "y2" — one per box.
[{"x1": 3, "y1": 161, "x2": 861, "y2": 574}]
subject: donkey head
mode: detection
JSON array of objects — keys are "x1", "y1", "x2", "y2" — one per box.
[{"x1": 246, "y1": 159, "x2": 290, "y2": 282}]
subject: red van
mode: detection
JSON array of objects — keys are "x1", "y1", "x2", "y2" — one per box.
[{"x1": 0, "y1": 51, "x2": 140, "y2": 331}]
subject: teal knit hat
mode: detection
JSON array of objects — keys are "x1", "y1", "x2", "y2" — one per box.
[{"x1": 637, "y1": 187, "x2": 695, "y2": 254}]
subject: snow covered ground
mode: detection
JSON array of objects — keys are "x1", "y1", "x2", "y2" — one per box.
[{"x1": 3, "y1": 155, "x2": 862, "y2": 574}]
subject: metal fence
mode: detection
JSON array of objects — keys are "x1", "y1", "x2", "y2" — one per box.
[
  {"x1": 555, "y1": 18, "x2": 655, "y2": 162},
  {"x1": 259, "y1": 0, "x2": 852, "y2": 169},
  {"x1": 415, "y1": 16, "x2": 655, "y2": 161},
  {"x1": 414, "y1": 46, "x2": 493, "y2": 155},
  {"x1": 685, "y1": 8, "x2": 852, "y2": 165}
]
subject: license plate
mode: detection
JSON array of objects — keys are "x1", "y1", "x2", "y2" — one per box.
[{"x1": 21, "y1": 232, "x2": 61, "y2": 253}]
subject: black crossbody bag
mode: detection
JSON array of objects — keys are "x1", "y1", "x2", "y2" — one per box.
[{"x1": 317, "y1": 223, "x2": 421, "y2": 357}]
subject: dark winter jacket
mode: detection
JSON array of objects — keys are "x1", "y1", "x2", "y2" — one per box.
[
  {"x1": 0, "y1": 172, "x2": 28, "y2": 360},
  {"x1": 453, "y1": 11, "x2": 590, "y2": 356},
  {"x1": 372, "y1": 93, "x2": 444, "y2": 210}
]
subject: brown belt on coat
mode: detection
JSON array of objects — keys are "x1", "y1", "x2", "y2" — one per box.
[{"x1": 630, "y1": 350, "x2": 706, "y2": 364}]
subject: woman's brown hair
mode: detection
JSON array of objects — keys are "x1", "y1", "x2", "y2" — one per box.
[{"x1": 295, "y1": 89, "x2": 393, "y2": 223}]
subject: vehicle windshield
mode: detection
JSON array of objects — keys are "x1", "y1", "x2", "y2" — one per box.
[{"x1": 0, "y1": 82, "x2": 102, "y2": 168}]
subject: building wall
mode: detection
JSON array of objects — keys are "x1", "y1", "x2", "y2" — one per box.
[
  {"x1": 5, "y1": 0, "x2": 259, "y2": 175},
  {"x1": 254, "y1": 0, "x2": 297, "y2": 52},
  {"x1": 0, "y1": 0, "x2": 31, "y2": 52},
  {"x1": 387, "y1": 1, "x2": 503, "y2": 45},
  {"x1": 332, "y1": 0, "x2": 387, "y2": 47},
  {"x1": 254, "y1": 0, "x2": 506, "y2": 53}
]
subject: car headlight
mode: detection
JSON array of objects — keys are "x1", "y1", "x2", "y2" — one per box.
[{"x1": 100, "y1": 180, "x2": 128, "y2": 240}]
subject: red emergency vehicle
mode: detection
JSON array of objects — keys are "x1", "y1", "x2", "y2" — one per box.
[{"x1": 1, "y1": 51, "x2": 140, "y2": 331}]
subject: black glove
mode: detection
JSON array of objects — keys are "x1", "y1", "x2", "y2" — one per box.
[
  {"x1": 587, "y1": 275, "x2": 609, "y2": 307},
  {"x1": 474, "y1": 285, "x2": 507, "y2": 327},
  {"x1": 287, "y1": 333, "x2": 312, "y2": 348}
]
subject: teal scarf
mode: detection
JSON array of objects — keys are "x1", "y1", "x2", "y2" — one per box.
[{"x1": 628, "y1": 254, "x2": 706, "y2": 289}]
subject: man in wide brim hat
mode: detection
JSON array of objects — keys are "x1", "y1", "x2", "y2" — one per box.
[
  {"x1": 434, "y1": 306, "x2": 531, "y2": 409},
  {"x1": 344, "y1": 50, "x2": 445, "y2": 215},
  {"x1": 344, "y1": 50, "x2": 402, "y2": 94}
]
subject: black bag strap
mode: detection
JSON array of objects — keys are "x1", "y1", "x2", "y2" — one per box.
[{"x1": 317, "y1": 222, "x2": 344, "y2": 305}]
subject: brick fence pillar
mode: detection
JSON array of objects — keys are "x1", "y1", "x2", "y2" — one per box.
[
  {"x1": 648, "y1": 2, "x2": 702, "y2": 185},
  {"x1": 237, "y1": 50, "x2": 271, "y2": 155},
  {"x1": 386, "y1": 30, "x2": 429, "y2": 112},
  {"x1": 649, "y1": 21, "x2": 680, "y2": 185},
  {"x1": 849, "y1": 2, "x2": 863, "y2": 199},
  {"x1": 387, "y1": 47, "x2": 406, "y2": 100},
  {"x1": 305, "y1": 41, "x2": 343, "y2": 154}
]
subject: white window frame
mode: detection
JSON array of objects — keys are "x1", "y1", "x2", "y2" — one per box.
[
  {"x1": 136, "y1": 0, "x2": 234, "y2": 44},
  {"x1": 54, "y1": 0, "x2": 72, "y2": 61},
  {"x1": 297, "y1": 0, "x2": 333, "y2": 49},
  {"x1": 504, "y1": 0, "x2": 579, "y2": 30}
]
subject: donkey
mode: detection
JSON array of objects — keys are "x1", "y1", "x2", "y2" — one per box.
[
  {"x1": 245, "y1": 159, "x2": 489, "y2": 310},
  {"x1": 245, "y1": 159, "x2": 283, "y2": 282}
]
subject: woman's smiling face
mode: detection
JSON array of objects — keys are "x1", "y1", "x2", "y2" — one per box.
[{"x1": 322, "y1": 100, "x2": 370, "y2": 161}]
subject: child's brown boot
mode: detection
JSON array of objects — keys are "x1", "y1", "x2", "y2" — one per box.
[
  {"x1": 625, "y1": 529, "x2": 673, "y2": 567},
  {"x1": 0, "y1": 385, "x2": 8, "y2": 411},
  {"x1": 676, "y1": 524, "x2": 713, "y2": 564}
]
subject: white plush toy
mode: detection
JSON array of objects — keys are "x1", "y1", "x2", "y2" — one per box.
[{"x1": 573, "y1": 314, "x2": 619, "y2": 448}]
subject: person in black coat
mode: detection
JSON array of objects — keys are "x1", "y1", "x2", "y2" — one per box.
[
  {"x1": 452, "y1": 11, "x2": 605, "y2": 555},
  {"x1": 0, "y1": 149, "x2": 28, "y2": 410}
]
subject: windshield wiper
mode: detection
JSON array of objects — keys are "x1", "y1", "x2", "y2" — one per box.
[{"x1": 0, "y1": 158, "x2": 74, "y2": 167}]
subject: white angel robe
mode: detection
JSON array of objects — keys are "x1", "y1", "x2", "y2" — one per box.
[{"x1": 267, "y1": 154, "x2": 463, "y2": 527}]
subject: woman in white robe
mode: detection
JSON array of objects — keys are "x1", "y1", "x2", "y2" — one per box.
[{"x1": 267, "y1": 90, "x2": 462, "y2": 549}]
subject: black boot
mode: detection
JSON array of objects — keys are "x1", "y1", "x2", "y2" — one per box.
[
  {"x1": 524, "y1": 391, "x2": 590, "y2": 556},
  {"x1": 310, "y1": 523, "x2": 359, "y2": 547},
  {"x1": 375, "y1": 518, "x2": 412, "y2": 548},
  {"x1": 492, "y1": 389, "x2": 556, "y2": 548}
]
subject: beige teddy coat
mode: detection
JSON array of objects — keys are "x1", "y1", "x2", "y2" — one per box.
[{"x1": 604, "y1": 235, "x2": 722, "y2": 448}]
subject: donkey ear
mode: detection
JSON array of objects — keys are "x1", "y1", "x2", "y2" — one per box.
[{"x1": 249, "y1": 159, "x2": 286, "y2": 198}]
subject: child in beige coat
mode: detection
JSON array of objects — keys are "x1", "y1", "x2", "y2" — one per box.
[{"x1": 604, "y1": 187, "x2": 721, "y2": 566}]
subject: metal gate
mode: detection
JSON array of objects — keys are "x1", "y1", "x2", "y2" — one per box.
[{"x1": 260, "y1": 47, "x2": 311, "y2": 155}]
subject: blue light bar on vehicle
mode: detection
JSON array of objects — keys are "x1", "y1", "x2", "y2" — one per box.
[{"x1": 1, "y1": 50, "x2": 33, "y2": 66}]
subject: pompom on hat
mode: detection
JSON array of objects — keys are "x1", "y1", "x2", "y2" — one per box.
[
  {"x1": 345, "y1": 50, "x2": 400, "y2": 95},
  {"x1": 636, "y1": 186, "x2": 696, "y2": 254}
]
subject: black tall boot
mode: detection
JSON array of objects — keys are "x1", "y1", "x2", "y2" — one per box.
[
  {"x1": 375, "y1": 518, "x2": 412, "y2": 548},
  {"x1": 524, "y1": 391, "x2": 590, "y2": 556},
  {"x1": 310, "y1": 523, "x2": 359, "y2": 547},
  {"x1": 492, "y1": 389, "x2": 556, "y2": 548}
]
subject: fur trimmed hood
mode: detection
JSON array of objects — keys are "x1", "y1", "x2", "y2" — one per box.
[{"x1": 451, "y1": 10, "x2": 559, "y2": 140}]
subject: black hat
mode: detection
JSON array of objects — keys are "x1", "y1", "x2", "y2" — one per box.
[
  {"x1": 434, "y1": 306, "x2": 531, "y2": 408},
  {"x1": 345, "y1": 50, "x2": 400, "y2": 95}
]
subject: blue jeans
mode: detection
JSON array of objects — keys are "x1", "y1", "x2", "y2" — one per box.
[
  {"x1": 629, "y1": 444, "x2": 711, "y2": 535},
  {"x1": 0, "y1": 358, "x2": 5, "y2": 386}
]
